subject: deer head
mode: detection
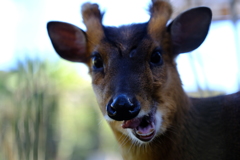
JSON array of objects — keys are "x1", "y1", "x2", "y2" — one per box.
[{"x1": 47, "y1": 0, "x2": 212, "y2": 144}]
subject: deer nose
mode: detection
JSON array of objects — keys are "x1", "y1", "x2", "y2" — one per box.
[{"x1": 106, "y1": 95, "x2": 140, "y2": 121}]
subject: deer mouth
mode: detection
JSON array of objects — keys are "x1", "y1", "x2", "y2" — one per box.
[{"x1": 122, "y1": 111, "x2": 156, "y2": 142}]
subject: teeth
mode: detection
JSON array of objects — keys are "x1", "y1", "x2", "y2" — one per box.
[{"x1": 136, "y1": 129, "x2": 155, "y2": 136}]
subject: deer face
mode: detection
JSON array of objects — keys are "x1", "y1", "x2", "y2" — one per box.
[
  {"x1": 47, "y1": 1, "x2": 211, "y2": 143},
  {"x1": 90, "y1": 24, "x2": 177, "y2": 142}
]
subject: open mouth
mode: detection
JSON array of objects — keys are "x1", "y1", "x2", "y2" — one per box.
[{"x1": 122, "y1": 111, "x2": 156, "y2": 142}]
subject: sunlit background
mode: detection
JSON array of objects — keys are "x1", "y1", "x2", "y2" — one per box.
[{"x1": 0, "y1": 0, "x2": 240, "y2": 160}]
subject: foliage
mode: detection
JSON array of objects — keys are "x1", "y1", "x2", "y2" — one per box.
[{"x1": 0, "y1": 57, "x2": 120, "y2": 160}]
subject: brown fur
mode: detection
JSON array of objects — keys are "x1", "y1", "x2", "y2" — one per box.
[
  {"x1": 148, "y1": 0, "x2": 173, "y2": 40},
  {"x1": 47, "y1": 0, "x2": 240, "y2": 159},
  {"x1": 82, "y1": 2, "x2": 104, "y2": 59}
]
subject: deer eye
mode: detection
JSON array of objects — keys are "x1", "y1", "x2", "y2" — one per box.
[
  {"x1": 150, "y1": 50, "x2": 163, "y2": 66},
  {"x1": 92, "y1": 53, "x2": 103, "y2": 70}
]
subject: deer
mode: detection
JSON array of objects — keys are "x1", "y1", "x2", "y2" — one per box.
[{"x1": 47, "y1": 0, "x2": 240, "y2": 159}]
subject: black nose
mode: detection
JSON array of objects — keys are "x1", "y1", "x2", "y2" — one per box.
[{"x1": 106, "y1": 95, "x2": 140, "y2": 121}]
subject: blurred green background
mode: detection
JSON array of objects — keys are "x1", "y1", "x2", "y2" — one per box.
[{"x1": 0, "y1": 58, "x2": 121, "y2": 160}]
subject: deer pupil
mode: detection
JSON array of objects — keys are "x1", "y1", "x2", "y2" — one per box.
[
  {"x1": 92, "y1": 55, "x2": 103, "y2": 69},
  {"x1": 150, "y1": 51, "x2": 163, "y2": 65}
]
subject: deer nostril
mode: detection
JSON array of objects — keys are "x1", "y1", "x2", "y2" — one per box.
[
  {"x1": 107, "y1": 99, "x2": 117, "y2": 116},
  {"x1": 129, "y1": 108, "x2": 135, "y2": 114},
  {"x1": 108, "y1": 108, "x2": 117, "y2": 116}
]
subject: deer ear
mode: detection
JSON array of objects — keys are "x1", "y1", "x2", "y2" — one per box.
[
  {"x1": 168, "y1": 7, "x2": 212, "y2": 54},
  {"x1": 47, "y1": 21, "x2": 89, "y2": 63}
]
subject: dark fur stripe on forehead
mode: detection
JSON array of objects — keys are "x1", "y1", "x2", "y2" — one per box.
[{"x1": 103, "y1": 23, "x2": 148, "y2": 50}]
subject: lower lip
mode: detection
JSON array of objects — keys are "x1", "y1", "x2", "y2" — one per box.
[{"x1": 134, "y1": 130, "x2": 155, "y2": 142}]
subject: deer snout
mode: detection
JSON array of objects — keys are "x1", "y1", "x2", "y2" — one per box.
[{"x1": 106, "y1": 94, "x2": 141, "y2": 121}]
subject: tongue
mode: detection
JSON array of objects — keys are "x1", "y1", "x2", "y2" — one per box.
[
  {"x1": 122, "y1": 118, "x2": 142, "y2": 129},
  {"x1": 122, "y1": 115, "x2": 156, "y2": 137}
]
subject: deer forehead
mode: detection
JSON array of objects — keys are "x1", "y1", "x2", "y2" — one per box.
[{"x1": 92, "y1": 23, "x2": 168, "y2": 62}]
